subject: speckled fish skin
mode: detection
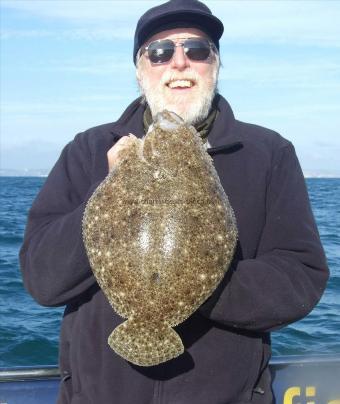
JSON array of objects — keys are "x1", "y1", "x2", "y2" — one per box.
[{"x1": 82, "y1": 110, "x2": 238, "y2": 366}]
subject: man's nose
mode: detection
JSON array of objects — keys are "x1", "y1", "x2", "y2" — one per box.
[{"x1": 170, "y1": 45, "x2": 190, "y2": 70}]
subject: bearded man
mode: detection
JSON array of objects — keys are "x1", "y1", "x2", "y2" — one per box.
[{"x1": 20, "y1": 1, "x2": 329, "y2": 403}]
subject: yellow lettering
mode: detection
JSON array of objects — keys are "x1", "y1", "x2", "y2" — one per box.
[
  {"x1": 306, "y1": 386, "x2": 316, "y2": 404},
  {"x1": 284, "y1": 387, "x2": 301, "y2": 404},
  {"x1": 328, "y1": 401, "x2": 340, "y2": 404},
  {"x1": 306, "y1": 386, "x2": 316, "y2": 397}
]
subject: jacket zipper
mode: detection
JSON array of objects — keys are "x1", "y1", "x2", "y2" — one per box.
[{"x1": 153, "y1": 379, "x2": 162, "y2": 404}]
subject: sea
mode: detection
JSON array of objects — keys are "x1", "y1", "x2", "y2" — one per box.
[{"x1": 0, "y1": 176, "x2": 339, "y2": 367}]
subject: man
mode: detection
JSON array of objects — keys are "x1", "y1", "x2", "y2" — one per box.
[{"x1": 20, "y1": 1, "x2": 329, "y2": 403}]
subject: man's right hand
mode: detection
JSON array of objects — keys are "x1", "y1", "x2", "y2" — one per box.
[{"x1": 107, "y1": 134, "x2": 137, "y2": 172}]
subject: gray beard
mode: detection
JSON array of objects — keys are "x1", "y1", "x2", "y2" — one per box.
[
  {"x1": 140, "y1": 88, "x2": 218, "y2": 126},
  {"x1": 136, "y1": 65, "x2": 219, "y2": 126}
]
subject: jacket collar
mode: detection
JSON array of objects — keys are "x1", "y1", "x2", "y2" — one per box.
[
  {"x1": 111, "y1": 94, "x2": 243, "y2": 155},
  {"x1": 205, "y1": 94, "x2": 243, "y2": 155},
  {"x1": 112, "y1": 97, "x2": 146, "y2": 139}
]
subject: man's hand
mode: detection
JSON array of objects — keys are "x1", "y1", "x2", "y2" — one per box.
[{"x1": 107, "y1": 134, "x2": 137, "y2": 172}]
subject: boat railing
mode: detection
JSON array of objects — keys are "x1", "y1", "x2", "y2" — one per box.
[
  {"x1": 1, "y1": 355, "x2": 340, "y2": 403},
  {"x1": 1, "y1": 354, "x2": 340, "y2": 381},
  {"x1": 0, "y1": 365, "x2": 60, "y2": 382}
]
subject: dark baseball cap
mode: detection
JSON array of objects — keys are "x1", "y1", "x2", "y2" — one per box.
[{"x1": 133, "y1": 0, "x2": 224, "y2": 64}]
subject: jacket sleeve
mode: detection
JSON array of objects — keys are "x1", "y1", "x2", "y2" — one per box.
[
  {"x1": 19, "y1": 132, "x2": 103, "y2": 307},
  {"x1": 198, "y1": 142, "x2": 329, "y2": 332}
]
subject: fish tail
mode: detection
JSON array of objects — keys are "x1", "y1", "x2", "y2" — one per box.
[{"x1": 108, "y1": 319, "x2": 184, "y2": 366}]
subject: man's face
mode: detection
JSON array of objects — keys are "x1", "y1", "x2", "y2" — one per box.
[{"x1": 136, "y1": 28, "x2": 219, "y2": 125}]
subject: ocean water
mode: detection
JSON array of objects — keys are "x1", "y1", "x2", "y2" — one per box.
[{"x1": 0, "y1": 176, "x2": 339, "y2": 367}]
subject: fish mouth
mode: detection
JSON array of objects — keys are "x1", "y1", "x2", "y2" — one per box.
[{"x1": 166, "y1": 79, "x2": 195, "y2": 89}]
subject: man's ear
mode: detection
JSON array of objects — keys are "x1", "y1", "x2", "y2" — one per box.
[
  {"x1": 136, "y1": 60, "x2": 143, "y2": 82},
  {"x1": 136, "y1": 68, "x2": 141, "y2": 82}
]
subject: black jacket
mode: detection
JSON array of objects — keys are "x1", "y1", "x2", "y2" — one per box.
[{"x1": 19, "y1": 95, "x2": 329, "y2": 404}]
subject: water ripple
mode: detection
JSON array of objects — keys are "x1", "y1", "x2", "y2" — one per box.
[{"x1": 1, "y1": 177, "x2": 339, "y2": 366}]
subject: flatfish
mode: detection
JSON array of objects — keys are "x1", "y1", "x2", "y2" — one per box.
[{"x1": 82, "y1": 110, "x2": 237, "y2": 366}]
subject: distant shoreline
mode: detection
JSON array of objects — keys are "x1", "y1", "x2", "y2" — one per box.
[
  {"x1": 1, "y1": 174, "x2": 340, "y2": 179},
  {"x1": 0, "y1": 174, "x2": 48, "y2": 178},
  {"x1": 1, "y1": 168, "x2": 340, "y2": 179}
]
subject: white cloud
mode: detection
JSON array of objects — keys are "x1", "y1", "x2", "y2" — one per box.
[
  {"x1": 239, "y1": 103, "x2": 340, "y2": 119},
  {"x1": 0, "y1": 0, "x2": 151, "y2": 23},
  {"x1": 1, "y1": 29, "x2": 54, "y2": 40},
  {"x1": 218, "y1": 57, "x2": 340, "y2": 89},
  {"x1": 210, "y1": 1, "x2": 340, "y2": 48},
  {"x1": 2, "y1": 0, "x2": 339, "y2": 47},
  {"x1": 1, "y1": 97, "x2": 132, "y2": 115},
  {"x1": 53, "y1": 59, "x2": 134, "y2": 75},
  {"x1": 0, "y1": 27, "x2": 134, "y2": 41},
  {"x1": 1, "y1": 0, "x2": 340, "y2": 173}
]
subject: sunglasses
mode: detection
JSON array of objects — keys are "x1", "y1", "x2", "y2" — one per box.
[{"x1": 139, "y1": 37, "x2": 216, "y2": 64}]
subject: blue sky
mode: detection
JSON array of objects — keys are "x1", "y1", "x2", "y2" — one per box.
[{"x1": 1, "y1": 0, "x2": 340, "y2": 175}]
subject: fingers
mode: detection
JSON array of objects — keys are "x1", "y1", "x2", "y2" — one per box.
[{"x1": 107, "y1": 134, "x2": 137, "y2": 172}]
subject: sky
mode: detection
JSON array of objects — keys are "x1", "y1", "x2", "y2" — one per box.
[{"x1": 1, "y1": 0, "x2": 340, "y2": 175}]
